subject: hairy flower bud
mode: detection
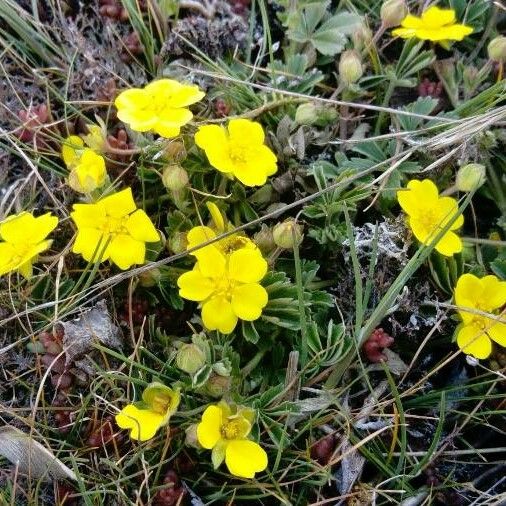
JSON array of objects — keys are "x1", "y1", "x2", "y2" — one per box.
[
  {"x1": 456, "y1": 163, "x2": 486, "y2": 192},
  {"x1": 380, "y1": 0, "x2": 408, "y2": 28},
  {"x1": 162, "y1": 164, "x2": 189, "y2": 192},
  {"x1": 176, "y1": 343, "x2": 206, "y2": 374},
  {"x1": 487, "y1": 36, "x2": 506, "y2": 63},
  {"x1": 205, "y1": 374, "x2": 231, "y2": 398},
  {"x1": 338, "y1": 50, "x2": 363, "y2": 86},
  {"x1": 164, "y1": 140, "x2": 186, "y2": 162},
  {"x1": 273, "y1": 220, "x2": 303, "y2": 249},
  {"x1": 295, "y1": 103, "x2": 338, "y2": 126},
  {"x1": 254, "y1": 225, "x2": 276, "y2": 254},
  {"x1": 352, "y1": 23, "x2": 373, "y2": 51},
  {"x1": 138, "y1": 268, "x2": 162, "y2": 287}
]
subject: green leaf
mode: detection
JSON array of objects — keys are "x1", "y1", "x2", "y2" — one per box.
[{"x1": 242, "y1": 320, "x2": 260, "y2": 344}]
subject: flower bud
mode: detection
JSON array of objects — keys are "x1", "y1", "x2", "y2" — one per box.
[
  {"x1": 212, "y1": 361, "x2": 231, "y2": 377},
  {"x1": 487, "y1": 36, "x2": 506, "y2": 63},
  {"x1": 176, "y1": 343, "x2": 206, "y2": 374},
  {"x1": 185, "y1": 423, "x2": 200, "y2": 448},
  {"x1": 162, "y1": 164, "x2": 189, "y2": 192},
  {"x1": 380, "y1": 0, "x2": 408, "y2": 28},
  {"x1": 167, "y1": 232, "x2": 188, "y2": 255},
  {"x1": 352, "y1": 24, "x2": 373, "y2": 51},
  {"x1": 138, "y1": 267, "x2": 162, "y2": 287},
  {"x1": 254, "y1": 225, "x2": 276, "y2": 254},
  {"x1": 456, "y1": 163, "x2": 486, "y2": 192},
  {"x1": 164, "y1": 140, "x2": 186, "y2": 162},
  {"x1": 204, "y1": 374, "x2": 231, "y2": 398},
  {"x1": 338, "y1": 50, "x2": 363, "y2": 86},
  {"x1": 295, "y1": 103, "x2": 319, "y2": 126},
  {"x1": 272, "y1": 219, "x2": 303, "y2": 249}
]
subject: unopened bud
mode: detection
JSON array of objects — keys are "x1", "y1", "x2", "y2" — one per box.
[
  {"x1": 254, "y1": 225, "x2": 276, "y2": 254},
  {"x1": 138, "y1": 267, "x2": 162, "y2": 287},
  {"x1": 295, "y1": 103, "x2": 319, "y2": 126},
  {"x1": 176, "y1": 343, "x2": 206, "y2": 374},
  {"x1": 338, "y1": 50, "x2": 363, "y2": 86},
  {"x1": 164, "y1": 141, "x2": 186, "y2": 162},
  {"x1": 167, "y1": 232, "x2": 188, "y2": 255},
  {"x1": 185, "y1": 423, "x2": 200, "y2": 448},
  {"x1": 380, "y1": 0, "x2": 408, "y2": 28},
  {"x1": 273, "y1": 220, "x2": 303, "y2": 249},
  {"x1": 205, "y1": 374, "x2": 231, "y2": 398},
  {"x1": 352, "y1": 24, "x2": 373, "y2": 51},
  {"x1": 456, "y1": 163, "x2": 486, "y2": 192},
  {"x1": 488, "y1": 36, "x2": 506, "y2": 63},
  {"x1": 162, "y1": 164, "x2": 189, "y2": 192}
]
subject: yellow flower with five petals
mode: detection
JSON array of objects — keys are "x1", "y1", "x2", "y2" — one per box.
[
  {"x1": 177, "y1": 246, "x2": 268, "y2": 334},
  {"x1": 392, "y1": 6, "x2": 473, "y2": 42},
  {"x1": 397, "y1": 179, "x2": 463, "y2": 256},
  {"x1": 0, "y1": 212, "x2": 58, "y2": 278},
  {"x1": 115, "y1": 382, "x2": 180, "y2": 441},
  {"x1": 197, "y1": 401, "x2": 268, "y2": 479},
  {"x1": 114, "y1": 79, "x2": 205, "y2": 138},
  {"x1": 195, "y1": 119, "x2": 277, "y2": 187},
  {"x1": 71, "y1": 188, "x2": 159, "y2": 270},
  {"x1": 454, "y1": 273, "x2": 506, "y2": 359}
]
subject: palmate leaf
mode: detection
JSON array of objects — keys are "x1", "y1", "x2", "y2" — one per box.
[{"x1": 287, "y1": 2, "x2": 362, "y2": 56}]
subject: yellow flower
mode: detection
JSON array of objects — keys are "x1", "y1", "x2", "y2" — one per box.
[
  {"x1": 114, "y1": 79, "x2": 205, "y2": 138},
  {"x1": 197, "y1": 401, "x2": 268, "y2": 479},
  {"x1": 187, "y1": 202, "x2": 256, "y2": 260},
  {"x1": 0, "y1": 212, "x2": 58, "y2": 278},
  {"x1": 68, "y1": 149, "x2": 107, "y2": 194},
  {"x1": 195, "y1": 119, "x2": 277, "y2": 187},
  {"x1": 82, "y1": 124, "x2": 106, "y2": 152},
  {"x1": 115, "y1": 382, "x2": 180, "y2": 441},
  {"x1": 177, "y1": 247, "x2": 268, "y2": 334},
  {"x1": 71, "y1": 188, "x2": 159, "y2": 270},
  {"x1": 454, "y1": 273, "x2": 506, "y2": 359},
  {"x1": 397, "y1": 179, "x2": 463, "y2": 256},
  {"x1": 392, "y1": 6, "x2": 473, "y2": 42}
]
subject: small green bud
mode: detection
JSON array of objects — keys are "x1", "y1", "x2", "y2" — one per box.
[
  {"x1": 138, "y1": 267, "x2": 162, "y2": 287},
  {"x1": 162, "y1": 164, "x2": 189, "y2": 192},
  {"x1": 254, "y1": 224, "x2": 276, "y2": 254},
  {"x1": 272, "y1": 219, "x2": 303, "y2": 249},
  {"x1": 488, "y1": 36, "x2": 506, "y2": 63},
  {"x1": 295, "y1": 103, "x2": 319, "y2": 125},
  {"x1": 212, "y1": 361, "x2": 231, "y2": 377},
  {"x1": 164, "y1": 140, "x2": 186, "y2": 162},
  {"x1": 456, "y1": 163, "x2": 486, "y2": 192},
  {"x1": 380, "y1": 0, "x2": 408, "y2": 28},
  {"x1": 167, "y1": 231, "x2": 188, "y2": 255},
  {"x1": 176, "y1": 343, "x2": 207, "y2": 374},
  {"x1": 338, "y1": 50, "x2": 363, "y2": 86}
]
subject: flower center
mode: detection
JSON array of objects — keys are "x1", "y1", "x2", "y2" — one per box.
[
  {"x1": 221, "y1": 419, "x2": 242, "y2": 440},
  {"x1": 228, "y1": 143, "x2": 249, "y2": 164},
  {"x1": 99, "y1": 216, "x2": 129, "y2": 237},
  {"x1": 213, "y1": 276, "x2": 237, "y2": 299},
  {"x1": 150, "y1": 394, "x2": 172, "y2": 415}
]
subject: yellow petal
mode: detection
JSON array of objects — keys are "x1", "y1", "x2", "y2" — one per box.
[
  {"x1": 392, "y1": 27, "x2": 418, "y2": 39},
  {"x1": 153, "y1": 124, "x2": 181, "y2": 138},
  {"x1": 457, "y1": 323, "x2": 492, "y2": 359},
  {"x1": 156, "y1": 107, "x2": 193, "y2": 127},
  {"x1": 487, "y1": 319, "x2": 506, "y2": 347},
  {"x1": 71, "y1": 203, "x2": 106, "y2": 229},
  {"x1": 61, "y1": 135, "x2": 84, "y2": 167},
  {"x1": 434, "y1": 231, "x2": 462, "y2": 256},
  {"x1": 201, "y1": 296, "x2": 238, "y2": 334},
  {"x1": 114, "y1": 88, "x2": 149, "y2": 111},
  {"x1": 186, "y1": 226, "x2": 217, "y2": 251},
  {"x1": 206, "y1": 202, "x2": 225, "y2": 233},
  {"x1": 125, "y1": 210, "x2": 159, "y2": 242},
  {"x1": 399, "y1": 14, "x2": 423, "y2": 29},
  {"x1": 72, "y1": 228, "x2": 109, "y2": 263},
  {"x1": 101, "y1": 188, "x2": 137, "y2": 218},
  {"x1": 228, "y1": 119, "x2": 265, "y2": 145},
  {"x1": 197, "y1": 405, "x2": 223, "y2": 449},
  {"x1": 164, "y1": 81, "x2": 205, "y2": 108},
  {"x1": 228, "y1": 249, "x2": 267, "y2": 283},
  {"x1": 231, "y1": 283, "x2": 268, "y2": 321},
  {"x1": 0, "y1": 212, "x2": 34, "y2": 243},
  {"x1": 18, "y1": 260, "x2": 34, "y2": 279},
  {"x1": 225, "y1": 440, "x2": 268, "y2": 479},
  {"x1": 0, "y1": 242, "x2": 16, "y2": 275},
  {"x1": 196, "y1": 247, "x2": 226, "y2": 278},
  {"x1": 421, "y1": 6, "x2": 455, "y2": 29},
  {"x1": 455, "y1": 274, "x2": 483, "y2": 307},
  {"x1": 108, "y1": 234, "x2": 145, "y2": 269},
  {"x1": 115, "y1": 404, "x2": 164, "y2": 441},
  {"x1": 437, "y1": 24, "x2": 473, "y2": 41},
  {"x1": 177, "y1": 270, "x2": 215, "y2": 301},
  {"x1": 480, "y1": 275, "x2": 506, "y2": 310},
  {"x1": 436, "y1": 196, "x2": 463, "y2": 230},
  {"x1": 195, "y1": 125, "x2": 233, "y2": 174}
]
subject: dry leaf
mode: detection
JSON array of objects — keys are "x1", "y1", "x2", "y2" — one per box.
[
  {"x1": 61, "y1": 299, "x2": 122, "y2": 366},
  {"x1": 334, "y1": 439, "x2": 365, "y2": 495},
  {"x1": 0, "y1": 426, "x2": 77, "y2": 481}
]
